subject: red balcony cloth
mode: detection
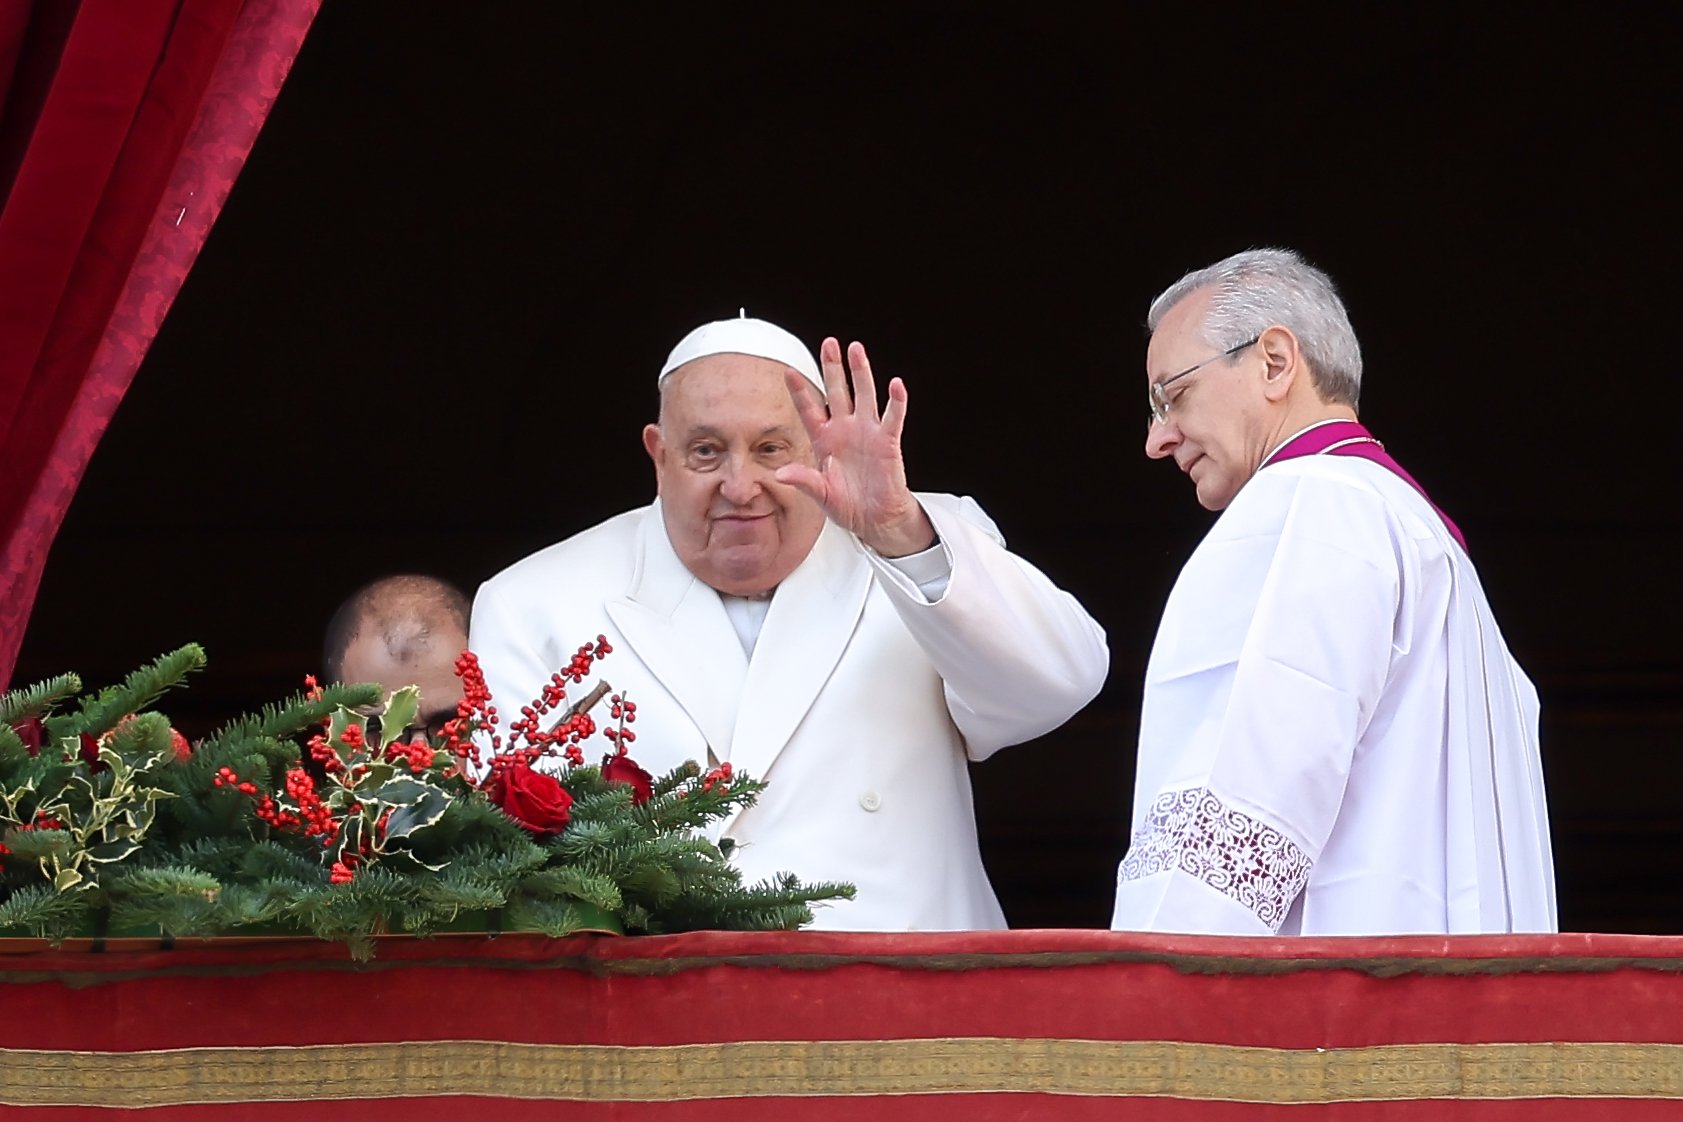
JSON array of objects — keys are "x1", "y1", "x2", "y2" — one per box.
[{"x1": 2, "y1": 929, "x2": 1681, "y2": 1119}]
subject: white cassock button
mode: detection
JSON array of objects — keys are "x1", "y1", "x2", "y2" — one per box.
[{"x1": 859, "y1": 790, "x2": 882, "y2": 812}]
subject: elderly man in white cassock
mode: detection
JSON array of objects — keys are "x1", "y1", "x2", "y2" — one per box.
[
  {"x1": 470, "y1": 316, "x2": 1109, "y2": 931},
  {"x1": 1112, "y1": 248, "x2": 1556, "y2": 936}
]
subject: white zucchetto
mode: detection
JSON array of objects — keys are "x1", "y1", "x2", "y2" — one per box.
[{"x1": 659, "y1": 312, "x2": 824, "y2": 398}]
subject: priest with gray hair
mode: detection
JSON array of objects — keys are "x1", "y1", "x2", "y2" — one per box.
[
  {"x1": 469, "y1": 315, "x2": 1109, "y2": 931},
  {"x1": 1113, "y1": 248, "x2": 1556, "y2": 936}
]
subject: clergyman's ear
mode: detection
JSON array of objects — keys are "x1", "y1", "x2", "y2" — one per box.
[{"x1": 1257, "y1": 324, "x2": 1299, "y2": 402}]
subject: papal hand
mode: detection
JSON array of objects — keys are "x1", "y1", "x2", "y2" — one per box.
[{"x1": 775, "y1": 337, "x2": 936, "y2": 558}]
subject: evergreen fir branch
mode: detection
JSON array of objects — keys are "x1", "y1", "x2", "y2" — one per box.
[
  {"x1": 74, "y1": 645, "x2": 206, "y2": 735},
  {"x1": 109, "y1": 873, "x2": 225, "y2": 935},
  {"x1": 213, "y1": 882, "x2": 293, "y2": 926},
  {"x1": 413, "y1": 877, "x2": 507, "y2": 913},
  {"x1": 619, "y1": 901, "x2": 654, "y2": 931},
  {"x1": 239, "y1": 839, "x2": 331, "y2": 883},
  {"x1": 650, "y1": 760, "x2": 701, "y2": 796},
  {"x1": 503, "y1": 897, "x2": 613, "y2": 938},
  {"x1": 103, "y1": 865, "x2": 222, "y2": 902},
  {"x1": 0, "y1": 724, "x2": 31, "y2": 768},
  {"x1": 198, "y1": 683, "x2": 379, "y2": 754},
  {"x1": 105, "y1": 711, "x2": 172, "y2": 760},
  {"x1": 517, "y1": 866, "x2": 624, "y2": 912},
  {"x1": 0, "y1": 881, "x2": 89, "y2": 932},
  {"x1": 0, "y1": 672, "x2": 82, "y2": 724}
]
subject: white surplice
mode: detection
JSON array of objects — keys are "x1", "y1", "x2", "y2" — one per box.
[{"x1": 1112, "y1": 454, "x2": 1556, "y2": 936}]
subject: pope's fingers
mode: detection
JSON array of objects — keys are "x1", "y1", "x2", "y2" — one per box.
[
  {"x1": 773, "y1": 462, "x2": 827, "y2": 504},
  {"x1": 846, "y1": 341, "x2": 880, "y2": 423},
  {"x1": 881, "y1": 376, "x2": 909, "y2": 440},
  {"x1": 819, "y1": 336, "x2": 853, "y2": 415},
  {"x1": 784, "y1": 369, "x2": 830, "y2": 437}
]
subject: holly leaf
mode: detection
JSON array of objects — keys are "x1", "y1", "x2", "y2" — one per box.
[
  {"x1": 365, "y1": 776, "x2": 436, "y2": 807},
  {"x1": 378, "y1": 688, "x2": 420, "y2": 753},
  {"x1": 374, "y1": 848, "x2": 449, "y2": 873},
  {"x1": 379, "y1": 788, "x2": 451, "y2": 842},
  {"x1": 88, "y1": 838, "x2": 142, "y2": 865}
]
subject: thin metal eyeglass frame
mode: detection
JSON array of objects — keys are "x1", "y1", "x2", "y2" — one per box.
[{"x1": 1148, "y1": 337, "x2": 1259, "y2": 425}]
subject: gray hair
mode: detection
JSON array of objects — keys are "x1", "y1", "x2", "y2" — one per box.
[{"x1": 1147, "y1": 248, "x2": 1363, "y2": 406}]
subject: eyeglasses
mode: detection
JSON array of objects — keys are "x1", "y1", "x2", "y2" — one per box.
[
  {"x1": 361, "y1": 707, "x2": 455, "y2": 745},
  {"x1": 1148, "y1": 337, "x2": 1259, "y2": 425}
]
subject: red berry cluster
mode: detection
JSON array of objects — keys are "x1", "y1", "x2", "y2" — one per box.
[
  {"x1": 329, "y1": 853, "x2": 357, "y2": 884},
  {"x1": 601, "y1": 694, "x2": 638, "y2": 756},
  {"x1": 303, "y1": 674, "x2": 323, "y2": 701},
  {"x1": 700, "y1": 762, "x2": 733, "y2": 794},
  {"x1": 10, "y1": 810, "x2": 67, "y2": 832},
  {"x1": 443, "y1": 651, "x2": 498, "y2": 767},
  {"x1": 384, "y1": 736, "x2": 436, "y2": 774},
  {"x1": 211, "y1": 767, "x2": 258, "y2": 796},
  {"x1": 461, "y1": 637, "x2": 619, "y2": 779},
  {"x1": 254, "y1": 767, "x2": 337, "y2": 843},
  {"x1": 306, "y1": 732, "x2": 344, "y2": 774},
  {"x1": 558, "y1": 636, "x2": 613, "y2": 684}
]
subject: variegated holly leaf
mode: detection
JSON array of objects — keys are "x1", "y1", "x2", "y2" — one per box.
[
  {"x1": 364, "y1": 761, "x2": 405, "y2": 791},
  {"x1": 378, "y1": 687, "x2": 420, "y2": 753},
  {"x1": 87, "y1": 838, "x2": 142, "y2": 864},
  {"x1": 372, "y1": 847, "x2": 448, "y2": 873},
  {"x1": 365, "y1": 776, "x2": 437, "y2": 807},
  {"x1": 379, "y1": 788, "x2": 451, "y2": 843},
  {"x1": 0, "y1": 773, "x2": 39, "y2": 819}
]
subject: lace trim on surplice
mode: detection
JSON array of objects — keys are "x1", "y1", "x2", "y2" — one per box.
[{"x1": 1118, "y1": 786, "x2": 1313, "y2": 932}]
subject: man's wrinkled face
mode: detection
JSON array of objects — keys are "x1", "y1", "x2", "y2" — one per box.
[
  {"x1": 1144, "y1": 288, "x2": 1268, "y2": 511},
  {"x1": 642, "y1": 353, "x2": 826, "y2": 597},
  {"x1": 339, "y1": 622, "x2": 467, "y2": 739}
]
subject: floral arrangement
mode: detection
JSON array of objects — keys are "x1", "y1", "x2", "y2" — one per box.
[{"x1": 0, "y1": 643, "x2": 851, "y2": 958}]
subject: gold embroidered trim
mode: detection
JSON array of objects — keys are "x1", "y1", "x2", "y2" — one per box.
[{"x1": 3, "y1": 1038, "x2": 1680, "y2": 1107}]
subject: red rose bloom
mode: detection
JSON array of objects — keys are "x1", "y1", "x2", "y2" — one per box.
[
  {"x1": 489, "y1": 760, "x2": 573, "y2": 836},
  {"x1": 79, "y1": 732, "x2": 104, "y2": 772},
  {"x1": 11, "y1": 717, "x2": 44, "y2": 756},
  {"x1": 601, "y1": 753, "x2": 654, "y2": 806}
]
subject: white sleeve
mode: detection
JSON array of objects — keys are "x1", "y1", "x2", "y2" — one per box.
[
  {"x1": 875, "y1": 539, "x2": 952, "y2": 602},
  {"x1": 863, "y1": 493, "x2": 1109, "y2": 760},
  {"x1": 1112, "y1": 471, "x2": 1403, "y2": 934}
]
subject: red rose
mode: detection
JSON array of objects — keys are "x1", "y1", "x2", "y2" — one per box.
[
  {"x1": 11, "y1": 718, "x2": 44, "y2": 756},
  {"x1": 601, "y1": 753, "x2": 654, "y2": 805},
  {"x1": 489, "y1": 760, "x2": 572, "y2": 836},
  {"x1": 79, "y1": 732, "x2": 104, "y2": 771}
]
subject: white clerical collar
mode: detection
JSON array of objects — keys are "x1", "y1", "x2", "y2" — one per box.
[{"x1": 1260, "y1": 419, "x2": 1351, "y2": 469}]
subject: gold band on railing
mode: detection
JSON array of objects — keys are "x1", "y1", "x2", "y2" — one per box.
[{"x1": 3, "y1": 1037, "x2": 1681, "y2": 1107}]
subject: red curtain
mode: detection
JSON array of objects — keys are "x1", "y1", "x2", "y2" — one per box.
[{"x1": 0, "y1": 0, "x2": 319, "y2": 688}]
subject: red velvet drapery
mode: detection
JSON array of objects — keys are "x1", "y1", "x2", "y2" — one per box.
[{"x1": 0, "y1": 0, "x2": 319, "y2": 688}]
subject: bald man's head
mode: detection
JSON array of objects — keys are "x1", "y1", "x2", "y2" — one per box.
[{"x1": 323, "y1": 575, "x2": 470, "y2": 737}]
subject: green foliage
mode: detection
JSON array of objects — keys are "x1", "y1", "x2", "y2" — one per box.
[
  {"x1": 1, "y1": 647, "x2": 852, "y2": 959},
  {"x1": 0, "y1": 671, "x2": 81, "y2": 724},
  {"x1": 73, "y1": 645, "x2": 206, "y2": 735}
]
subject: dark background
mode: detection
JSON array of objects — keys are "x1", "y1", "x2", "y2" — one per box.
[{"x1": 15, "y1": 6, "x2": 1680, "y2": 931}]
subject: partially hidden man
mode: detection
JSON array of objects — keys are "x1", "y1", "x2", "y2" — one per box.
[
  {"x1": 471, "y1": 316, "x2": 1109, "y2": 930},
  {"x1": 1113, "y1": 248, "x2": 1555, "y2": 936}
]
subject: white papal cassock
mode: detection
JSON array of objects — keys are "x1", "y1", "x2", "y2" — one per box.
[{"x1": 1112, "y1": 452, "x2": 1556, "y2": 935}]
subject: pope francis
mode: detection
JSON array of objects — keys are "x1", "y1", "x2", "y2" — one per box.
[{"x1": 469, "y1": 316, "x2": 1110, "y2": 931}]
